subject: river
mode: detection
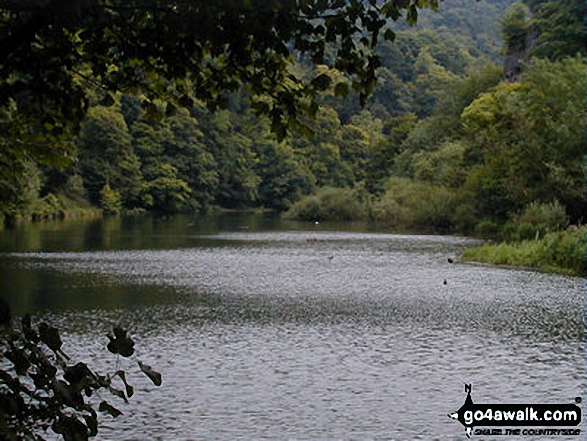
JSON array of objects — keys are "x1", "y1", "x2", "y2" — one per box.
[{"x1": 0, "y1": 213, "x2": 584, "y2": 440}]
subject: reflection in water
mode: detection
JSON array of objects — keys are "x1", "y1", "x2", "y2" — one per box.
[{"x1": 0, "y1": 215, "x2": 584, "y2": 440}]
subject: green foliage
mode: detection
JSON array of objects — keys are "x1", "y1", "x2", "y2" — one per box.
[
  {"x1": 473, "y1": 219, "x2": 501, "y2": 239},
  {"x1": 371, "y1": 177, "x2": 457, "y2": 229},
  {"x1": 77, "y1": 106, "x2": 141, "y2": 208},
  {"x1": 412, "y1": 0, "x2": 512, "y2": 63},
  {"x1": 163, "y1": 108, "x2": 217, "y2": 211},
  {"x1": 252, "y1": 136, "x2": 315, "y2": 211},
  {"x1": 411, "y1": 140, "x2": 467, "y2": 187},
  {"x1": 1, "y1": 0, "x2": 583, "y2": 238},
  {"x1": 460, "y1": 56, "x2": 586, "y2": 222},
  {"x1": 505, "y1": 200, "x2": 569, "y2": 240},
  {"x1": 463, "y1": 225, "x2": 586, "y2": 276},
  {"x1": 203, "y1": 111, "x2": 262, "y2": 208},
  {"x1": 526, "y1": 0, "x2": 586, "y2": 60},
  {"x1": 291, "y1": 107, "x2": 357, "y2": 189},
  {"x1": 363, "y1": 114, "x2": 416, "y2": 194},
  {"x1": 100, "y1": 183, "x2": 122, "y2": 215},
  {"x1": 284, "y1": 187, "x2": 366, "y2": 222},
  {"x1": 141, "y1": 165, "x2": 191, "y2": 213},
  {"x1": 501, "y1": 2, "x2": 531, "y2": 53},
  {"x1": 1, "y1": 0, "x2": 450, "y2": 221},
  {"x1": 4, "y1": 161, "x2": 44, "y2": 217},
  {"x1": 0, "y1": 311, "x2": 161, "y2": 440},
  {"x1": 62, "y1": 175, "x2": 87, "y2": 204},
  {"x1": 0, "y1": 0, "x2": 439, "y2": 149}
]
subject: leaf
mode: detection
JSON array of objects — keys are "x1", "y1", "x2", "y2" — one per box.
[
  {"x1": 64, "y1": 362, "x2": 96, "y2": 393},
  {"x1": 178, "y1": 94, "x2": 194, "y2": 108},
  {"x1": 108, "y1": 385, "x2": 129, "y2": 403},
  {"x1": 383, "y1": 29, "x2": 396, "y2": 42},
  {"x1": 107, "y1": 326, "x2": 135, "y2": 357},
  {"x1": 99, "y1": 401, "x2": 123, "y2": 418},
  {"x1": 138, "y1": 361, "x2": 162, "y2": 386},
  {"x1": 39, "y1": 323, "x2": 68, "y2": 359},
  {"x1": 381, "y1": 2, "x2": 400, "y2": 20},
  {"x1": 142, "y1": 100, "x2": 164, "y2": 122},
  {"x1": 5, "y1": 346, "x2": 30, "y2": 376},
  {"x1": 291, "y1": 119, "x2": 315, "y2": 138},
  {"x1": 84, "y1": 414, "x2": 98, "y2": 437},
  {"x1": 114, "y1": 370, "x2": 134, "y2": 398},
  {"x1": 52, "y1": 415, "x2": 89, "y2": 438},
  {"x1": 20, "y1": 315, "x2": 38, "y2": 342},
  {"x1": 407, "y1": 5, "x2": 419, "y2": 25},
  {"x1": 165, "y1": 103, "x2": 177, "y2": 117}
]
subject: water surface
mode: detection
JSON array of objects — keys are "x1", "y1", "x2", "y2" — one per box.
[{"x1": 1, "y1": 214, "x2": 584, "y2": 440}]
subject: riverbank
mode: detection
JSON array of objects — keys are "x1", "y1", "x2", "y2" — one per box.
[
  {"x1": 2, "y1": 192, "x2": 103, "y2": 227},
  {"x1": 461, "y1": 226, "x2": 586, "y2": 277},
  {"x1": 4, "y1": 205, "x2": 584, "y2": 278}
]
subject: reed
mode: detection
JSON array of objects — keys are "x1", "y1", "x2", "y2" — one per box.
[{"x1": 462, "y1": 225, "x2": 586, "y2": 277}]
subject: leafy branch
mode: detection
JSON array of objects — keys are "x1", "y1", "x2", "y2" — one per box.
[{"x1": 0, "y1": 303, "x2": 161, "y2": 441}]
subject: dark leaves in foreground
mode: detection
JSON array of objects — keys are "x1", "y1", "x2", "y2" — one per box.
[
  {"x1": 0, "y1": 314, "x2": 161, "y2": 440},
  {"x1": 107, "y1": 326, "x2": 135, "y2": 357}
]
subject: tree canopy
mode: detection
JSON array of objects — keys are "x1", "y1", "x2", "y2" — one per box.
[{"x1": 0, "y1": 0, "x2": 438, "y2": 142}]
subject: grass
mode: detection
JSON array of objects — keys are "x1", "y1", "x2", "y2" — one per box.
[{"x1": 462, "y1": 226, "x2": 586, "y2": 277}]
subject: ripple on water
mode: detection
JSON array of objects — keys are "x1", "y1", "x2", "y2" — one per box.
[{"x1": 4, "y1": 231, "x2": 584, "y2": 440}]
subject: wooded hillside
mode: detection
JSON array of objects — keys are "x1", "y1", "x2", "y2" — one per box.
[{"x1": 2, "y1": 0, "x2": 585, "y2": 237}]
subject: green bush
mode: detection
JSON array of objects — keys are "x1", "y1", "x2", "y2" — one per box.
[
  {"x1": 371, "y1": 177, "x2": 457, "y2": 229},
  {"x1": 541, "y1": 227, "x2": 586, "y2": 275},
  {"x1": 474, "y1": 219, "x2": 500, "y2": 239},
  {"x1": 508, "y1": 200, "x2": 569, "y2": 240},
  {"x1": 284, "y1": 187, "x2": 366, "y2": 221}
]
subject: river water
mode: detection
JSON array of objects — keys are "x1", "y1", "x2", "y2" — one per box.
[{"x1": 0, "y1": 214, "x2": 584, "y2": 440}]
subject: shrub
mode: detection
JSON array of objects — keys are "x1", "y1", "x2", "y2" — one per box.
[
  {"x1": 284, "y1": 187, "x2": 366, "y2": 221},
  {"x1": 474, "y1": 219, "x2": 500, "y2": 239},
  {"x1": 509, "y1": 200, "x2": 569, "y2": 240},
  {"x1": 63, "y1": 175, "x2": 87, "y2": 203},
  {"x1": 371, "y1": 177, "x2": 457, "y2": 229},
  {"x1": 541, "y1": 226, "x2": 586, "y2": 275}
]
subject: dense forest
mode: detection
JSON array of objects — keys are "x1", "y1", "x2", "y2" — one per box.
[{"x1": 1, "y1": 0, "x2": 585, "y2": 242}]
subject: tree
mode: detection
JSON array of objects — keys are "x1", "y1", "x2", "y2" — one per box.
[
  {"x1": 0, "y1": 0, "x2": 443, "y2": 218},
  {"x1": 291, "y1": 106, "x2": 355, "y2": 188},
  {"x1": 131, "y1": 119, "x2": 197, "y2": 213},
  {"x1": 363, "y1": 113, "x2": 416, "y2": 193},
  {"x1": 461, "y1": 57, "x2": 586, "y2": 222},
  {"x1": 163, "y1": 108, "x2": 218, "y2": 211},
  {"x1": 141, "y1": 164, "x2": 192, "y2": 213},
  {"x1": 0, "y1": 0, "x2": 439, "y2": 145},
  {"x1": 77, "y1": 106, "x2": 144, "y2": 209},
  {"x1": 253, "y1": 137, "x2": 316, "y2": 211},
  {"x1": 524, "y1": 0, "x2": 586, "y2": 60},
  {"x1": 500, "y1": 2, "x2": 531, "y2": 54}
]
